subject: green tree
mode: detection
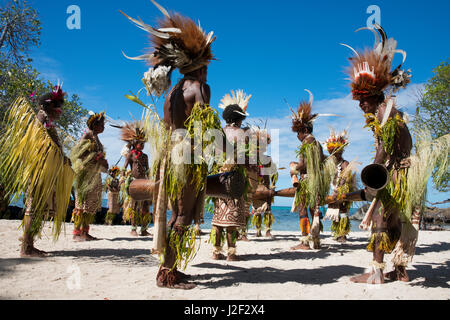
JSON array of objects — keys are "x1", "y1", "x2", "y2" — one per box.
[
  {"x1": 413, "y1": 59, "x2": 450, "y2": 191},
  {"x1": 0, "y1": 59, "x2": 89, "y2": 138},
  {"x1": 0, "y1": 0, "x2": 88, "y2": 138},
  {"x1": 0, "y1": 0, "x2": 41, "y2": 67},
  {"x1": 0, "y1": 1, "x2": 88, "y2": 212}
]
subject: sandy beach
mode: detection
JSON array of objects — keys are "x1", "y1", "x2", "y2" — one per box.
[{"x1": 0, "y1": 219, "x2": 449, "y2": 300}]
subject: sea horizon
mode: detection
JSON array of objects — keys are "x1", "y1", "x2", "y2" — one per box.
[{"x1": 7, "y1": 198, "x2": 364, "y2": 232}]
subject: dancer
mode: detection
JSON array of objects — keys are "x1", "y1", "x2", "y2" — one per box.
[
  {"x1": 0, "y1": 87, "x2": 74, "y2": 256},
  {"x1": 339, "y1": 24, "x2": 413, "y2": 283},
  {"x1": 324, "y1": 129, "x2": 357, "y2": 243},
  {"x1": 122, "y1": 0, "x2": 218, "y2": 289},
  {"x1": 120, "y1": 122, "x2": 152, "y2": 236},
  {"x1": 339, "y1": 25, "x2": 449, "y2": 282},
  {"x1": 211, "y1": 90, "x2": 252, "y2": 260},
  {"x1": 289, "y1": 90, "x2": 335, "y2": 250},
  {"x1": 71, "y1": 112, "x2": 108, "y2": 241},
  {"x1": 104, "y1": 166, "x2": 121, "y2": 225},
  {"x1": 250, "y1": 128, "x2": 277, "y2": 238}
]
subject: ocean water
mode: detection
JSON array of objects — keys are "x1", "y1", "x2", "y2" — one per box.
[
  {"x1": 105, "y1": 200, "x2": 364, "y2": 232},
  {"x1": 200, "y1": 206, "x2": 364, "y2": 232},
  {"x1": 10, "y1": 198, "x2": 363, "y2": 232}
]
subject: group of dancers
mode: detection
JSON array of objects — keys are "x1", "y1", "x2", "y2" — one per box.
[{"x1": 1, "y1": 0, "x2": 448, "y2": 290}]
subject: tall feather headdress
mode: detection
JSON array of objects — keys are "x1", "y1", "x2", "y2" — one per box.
[
  {"x1": 325, "y1": 128, "x2": 349, "y2": 154},
  {"x1": 218, "y1": 89, "x2": 251, "y2": 116},
  {"x1": 118, "y1": 121, "x2": 147, "y2": 145},
  {"x1": 291, "y1": 89, "x2": 318, "y2": 133},
  {"x1": 87, "y1": 111, "x2": 105, "y2": 129},
  {"x1": 121, "y1": 0, "x2": 216, "y2": 97},
  {"x1": 341, "y1": 24, "x2": 411, "y2": 100},
  {"x1": 43, "y1": 80, "x2": 66, "y2": 104}
]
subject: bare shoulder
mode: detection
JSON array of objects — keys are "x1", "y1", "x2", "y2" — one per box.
[
  {"x1": 125, "y1": 152, "x2": 133, "y2": 162},
  {"x1": 376, "y1": 103, "x2": 387, "y2": 122},
  {"x1": 81, "y1": 132, "x2": 92, "y2": 141},
  {"x1": 186, "y1": 80, "x2": 210, "y2": 92},
  {"x1": 304, "y1": 135, "x2": 316, "y2": 144},
  {"x1": 341, "y1": 160, "x2": 349, "y2": 170},
  {"x1": 36, "y1": 110, "x2": 47, "y2": 123},
  {"x1": 185, "y1": 80, "x2": 211, "y2": 103},
  {"x1": 377, "y1": 101, "x2": 401, "y2": 122}
]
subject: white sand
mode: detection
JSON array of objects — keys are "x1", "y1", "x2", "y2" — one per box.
[{"x1": 0, "y1": 219, "x2": 449, "y2": 300}]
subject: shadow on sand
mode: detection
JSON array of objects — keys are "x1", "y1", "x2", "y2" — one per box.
[
  {"x1": 415, "y1": 241, "x2": 450, "y2": 255},
  {"x1": 108, "y1": 236, "x2": 154, "y2": 242},
  {"x1": 0, "y1": 257, "x2": 43, "y2": 278},
  {"x1": 408, "y1": 260, "x2": 450, "y2": 289},
  {"x1": 50, "y1": 248, "x2": 160, "y2": 267},
  {"x1": 191, "y1": 262, "x2": 365, "y2": 288}
]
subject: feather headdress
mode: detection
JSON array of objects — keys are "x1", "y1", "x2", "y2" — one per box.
[
  {"x1": 291, "y1": 89, "x2": 318, "y2": 133},
  {"x1": 121, "y1": 0, "x2": 216, "y2": 97},
  {"x1": 341, "y1": 24, "x2": 411, "y2": 100},
  {"x1": 43, "y1": 81, "x2": 66, "y2": 104},
  {"x1": 108, "y1": 166, "x2": 121, "y2": 178},
  {"x1": 49, "y1": 85, "x2": 66, "y2": 103},
  {"x1": 219, "y1": 89, "x2": 251, "y2": 116},
  {"x1": 325, "y1": 128, "x2": 349, "y2": 154},
  {"x1": 249, "y1": 125, "x2": 271, "y2": 145},
  {"x1": 87, "y1": 111, "x2": 105, "y2": 129},
  {"x1": 119, "y1": 121, "x2": 147, "y2": 145}
]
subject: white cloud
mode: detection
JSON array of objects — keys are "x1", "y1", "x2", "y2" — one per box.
[
  {"x1": 31, "y1": 54, "x2": 64, "y2": 84},
  {"x1": 99, "y1": 123, "x2": 126, "y2": 169}
]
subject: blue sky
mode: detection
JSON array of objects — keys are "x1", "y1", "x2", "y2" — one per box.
[{"x1": 26, "y1": 0, "x2": 449, "y2": 206}]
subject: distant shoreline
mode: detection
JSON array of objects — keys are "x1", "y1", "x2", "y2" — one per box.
[{"x1": 2, "y1": 204, "x2": 448, "y2": 232}]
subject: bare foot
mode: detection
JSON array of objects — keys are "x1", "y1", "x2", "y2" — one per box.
[
  {"x1": 130, "y1": 230, "x2": 138, "y2": 237},
  {"x1": 265, "y1": 231, "x2": 273, "y2": 238},
  {"x1": 156, "y1": 280, "x2": 197, "y2": 290},
  {"x1": 336, "y1": 236, "x2": 347, "y2": 243},
  {"x1": 291, "y1": 243, "x2": 311, "y2": 251},
  {"x1": 227, "y1": 254, "x2": 241, "y2": 261},
  {"x1": 397, "y1": 267, "x2": 409, "y2": 282},
  {"x1": 81, "y1": 233, "x2": 98, "y2": 241},
  {"x1": 139, "y1": 230, "x2": 151, "y2": 237},
  {"x1": 311, "y1": 238, "x2": 321, "y2": 249},
  {"x1": 212, "y1": 252, "x2": 226, "y2": 260},
  {"x1": 156, "y1": 268, "x2": 197, "y2": 290},
  {"x1": 384, "y1": 270, "x2": 397, "y2": 281},
  {"x1": 175, "y1": 270, "x2": 192, "y2": 281},
  {"x1": 384, "y1": 267, "x2": 409, "y2": 282},
  {"x1": 238, "y1": 235, "x2": 249, "y2": 242},
  {"x1": 73, "y1": 234, "x2": 85, "y2": 242},
  {"x1": 20, "y1": 246, "x2": 48, "y2": 258},
  {"x1": 350, "y1": 272, "x2": 384, "y2": 284}
]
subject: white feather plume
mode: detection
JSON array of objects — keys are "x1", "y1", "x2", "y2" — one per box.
[{"x1": 218, "y1": 89, "x2": 252, "y2": 115}]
